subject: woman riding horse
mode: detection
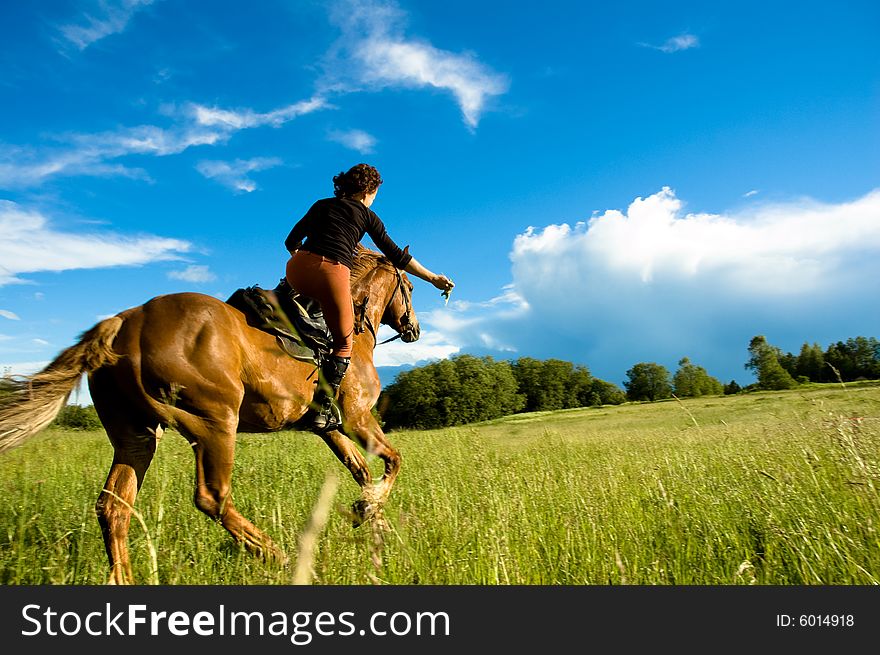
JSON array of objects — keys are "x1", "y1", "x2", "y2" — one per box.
[{"x1": 285, "y1": 163, "x2": 454, "y2": 430}]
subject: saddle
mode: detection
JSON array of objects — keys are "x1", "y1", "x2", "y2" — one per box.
[{"x1": 226, "y1": 279, "x2": 333, "y2": 364}]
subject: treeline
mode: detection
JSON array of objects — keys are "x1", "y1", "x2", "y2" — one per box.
[
  {"x1": 746, "y1": 335, "x2": 880, "y2": 390},
  {"x1": 379, "y1": 355, "x2": 626, "y2": 430},
  {"x1": 379, "y1": 334, "x2": 880, "y2": 429},
  {"x1": 379, "y1": 354, "x2": 736, "y2": 429}
]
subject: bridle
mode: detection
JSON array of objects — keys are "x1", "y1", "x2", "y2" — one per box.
[{"x1": 354, "y1": 266, "x2": 415, "y2": 345}]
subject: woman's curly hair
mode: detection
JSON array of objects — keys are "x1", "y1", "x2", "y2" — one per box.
[{"x1": 333, "y1": 163, "x2": 383, "y2": 199}]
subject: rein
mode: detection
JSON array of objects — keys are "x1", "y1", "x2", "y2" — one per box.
[{"x1": 355, "y1": 267, "x2": 412, "y2": 346}]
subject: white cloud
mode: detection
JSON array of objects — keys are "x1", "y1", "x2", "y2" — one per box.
[
  {"x1": 327, "y1": 0, "x2": 508, "y2": 129},
  {"x1": 420, "y1": 187, "x2": 880, "y2": 382},
  {"x1": 167, "y1": 264, "x2": 217, "y2": 283},
  {"x1": 372, "y1": 326, "x2": 459, "y2": 367},
  {"x1": 0, "y1": 310, "x2": 20, "y2": 320},
  {"x1": 59, "y1": 0, "x2": 154, "y2": 51},
  {"x1": 328, "y1": 129, "x2": 377, "y2": 154},
  {"x1": 32, "y1": 338, "x2": 50, "y2": 346},
  {"x1": 0, "y1": 200, "x2": 191, "y2": 286},
  {"x1": 511, "y1": 187, "x2": 880, "y2": 295},
  {"x1": 642, "y1": 33, "x2": 700, "y2": 53},
  {"x1": 196, "y1": 157, "x2": 282, "y2": 193}
]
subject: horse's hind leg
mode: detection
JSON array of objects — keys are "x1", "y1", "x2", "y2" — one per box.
[
  {"x1": 180, "y1": 415, "x2": 286, "y2": 564},
  {"x1": 95, "y1": 426, "x2": 158, "y2": 585}
]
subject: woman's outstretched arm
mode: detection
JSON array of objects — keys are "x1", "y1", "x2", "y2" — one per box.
[{"x1": 404, "y1": 256, "x2": 454, "y2": 292}]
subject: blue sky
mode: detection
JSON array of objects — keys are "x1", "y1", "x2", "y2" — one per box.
[{"x1": 1, "y1": 0, "x2": 879, "y2": 402}]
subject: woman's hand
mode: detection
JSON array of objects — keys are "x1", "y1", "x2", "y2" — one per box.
[{"x1": 432, "y1": 274, "x2": 454, "y2": 292}]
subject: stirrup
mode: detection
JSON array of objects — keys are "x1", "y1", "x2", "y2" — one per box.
[
  {"x1": 313, "y1": 397, "x2": 343, "y2": 432},
  {"x1": 311, "y1": 354, "x2": 349, "y2": 431}
]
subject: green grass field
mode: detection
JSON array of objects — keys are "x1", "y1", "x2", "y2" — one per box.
[{"x1": 1, "y1": 383, "x2": 878, "y2": 585}]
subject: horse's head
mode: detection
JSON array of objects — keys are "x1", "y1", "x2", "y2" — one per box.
[
  {"x1": 351, "y1": 248, "x2": 421, "y2": 344},
  {"x1": 382, "y1": 268, "x2": 420, "y2": 343}
]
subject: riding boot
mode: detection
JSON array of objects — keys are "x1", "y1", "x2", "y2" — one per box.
[{"x1": 313, "y1": 355, "x2": 350, "y2": 431}]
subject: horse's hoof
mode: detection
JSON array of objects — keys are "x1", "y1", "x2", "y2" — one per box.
[
  {"x1": 351, "y1": 499, "x2": 374, "y2": 528},
  {"x1": 257, "y1": 543, "x2": 288, "y2": 566}
]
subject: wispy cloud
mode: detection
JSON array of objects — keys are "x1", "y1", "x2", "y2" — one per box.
[
  {"x1": 327, "y1": 128, "x2": 377, "y2": 153},
  {"x1": 0, "y1": 124, "x2": 222, "y2": 188},
  {"x1": 421, "y1": 286, "x2": 529, "y2": 354},
  {"x1": 59, "y1": 0, "x2": 155, "y2": 51},
  {"x1": 196, "y1": 157, "x2": 283, "y2": 193},
  {"x1": 0, "y1": 200, "x2": 191, "y2": 286},
  {"x1": 0, "y1": 98, "x2": 326, "y2": 189},
  {"x1": 0, "y1": 310, "x2": 20, "y2": 320},
  {"x1": 744, "y1": 189, "x2": 760, "y2": 198},
  {"x1": 192, "y1": 97, "x2": 329, "y2": 130},
  {"x1": 326, "y1": 0, "x2": 508, "y2": 129},
  {"x1": 167, "y1": 264, "x2": 216, "y2": 283},
  {"x1": 641, "y1": 33, "x2": 700, "y2": 53}
]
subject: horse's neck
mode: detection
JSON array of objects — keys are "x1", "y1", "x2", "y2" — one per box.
[{"x1": 353, "y1": 267, "x2": 393, "y2": 331}]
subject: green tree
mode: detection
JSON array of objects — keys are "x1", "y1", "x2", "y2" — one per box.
[
  {"x1": 380, "y1": 355, "x2": 524, "y2": 429},
  {"x1": 777, "y1": 350, "x2": 798, "y2": 378},
  {"x1": 571, "y1": 365, "x2": 595, "y2": 407},
  {"x1": 0, "y1": 377, "x2": 14, "y2": 401},
  {"x1": 534, "y1": 359, "x2": 570, "y2": 410},
  {"x1": 511, "y1": 357, "x2": 544, "y2": 412},
  {"x1": 745, "y1": 335, "x2": 797, "y2": 390},
  {"x1": 672, "y1": 357, "x2": 724, "y2": 397},
  {"x1": 490, "y1": 359, "x2": 526, "y2": 416},
  {"x1": 589, "y1": 378, "x2": 627, "y2": 405},
  {"x1": 624, "y1": 362, "x2": 672, "y2": 401},
  {"x1": 795, "y1": 342, "x2": 825, "y2": 382},
  {"x1": 380, "y1": 365, "x2": 443, "y2": 428},
  {"x1": 723, "y1": 380, "x2": 742, "y2": 395},
  {"x1": 511, "y1": 358, "x2": 589, "y2": 412},
  {"x1": 445, "y1": 355, "x2": 524, "y2": 424},
  {"x1": 824, "y1": 337, "x2": 880, "y2": 381},
  {"x1": 52, "y1": 404, "x2": 103, "y2": 430}
]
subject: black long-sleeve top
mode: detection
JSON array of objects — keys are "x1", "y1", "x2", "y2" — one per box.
[{"x1": 284, "y1": 197, "x2": 413, "y2": 270}]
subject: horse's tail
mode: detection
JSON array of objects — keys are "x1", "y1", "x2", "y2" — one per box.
[{"x1": 0, "y1": 315, "x2": 125, "y2": 454}]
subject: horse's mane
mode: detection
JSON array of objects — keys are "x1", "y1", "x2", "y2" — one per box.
[{"x1": 350, "y1": 245, "x2": 396, "y2": 286}]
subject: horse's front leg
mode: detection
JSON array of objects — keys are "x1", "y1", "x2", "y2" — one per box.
[
  {"x1": 318, "y1": 429, "x2": 372, "y2": 489},
  {"x1": 344, "y1": 411, "x2": 401, "y2": 523},
  {"x1": 317, "y1": 428, "x2": 378, "y2": 527},
  {"x1": 319, "y1": 419, "x2": 400, "y2": 528}
]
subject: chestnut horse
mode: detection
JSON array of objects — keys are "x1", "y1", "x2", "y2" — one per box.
[{"x1": 0, "y1": 247, "x2": 418, "y2": 584}]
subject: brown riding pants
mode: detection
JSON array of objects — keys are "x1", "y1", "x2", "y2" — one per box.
[{"x1": 285, "y1": 250, "x2": 354, "y2": 358}]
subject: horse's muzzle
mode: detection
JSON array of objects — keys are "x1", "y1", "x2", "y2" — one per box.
[{"x1": 401, "y1": 323, "x2": 420, "y2": 342}]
